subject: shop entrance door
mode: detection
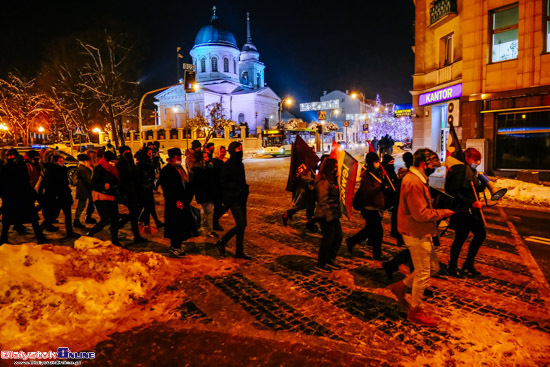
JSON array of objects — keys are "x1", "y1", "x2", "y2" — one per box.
[{"x1": 431, "y1": 104, "x2": 448, "y2": 162}]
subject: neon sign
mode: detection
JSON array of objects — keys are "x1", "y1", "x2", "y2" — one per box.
[{"x1": 419, "y1": 84, "x2": 462, "y2": 106}]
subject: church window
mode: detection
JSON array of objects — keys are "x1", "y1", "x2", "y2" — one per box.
[
  {"x1": 242, "y1": 71, "x2": 248, "y2": 84},
  {"x1": 223, "y1": 58, "x2": 229, "y2": 72},
  {"x1": 200, "y1": 58, "x2": 206, "y2": 73},
  {"x1": 257, "y1": 72, "x2": 261, "y2": 87},
  {"x1": 238, "y1": 113, "x2": 245, "y2": 123},
  {"x1": 211, "y1": 57, "x2": 218, "y2": 72},
  {"x1": 233, "y1": 59, "x2": 237, "y2": 74}
]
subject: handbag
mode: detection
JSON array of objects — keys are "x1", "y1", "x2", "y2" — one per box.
[{"x1": 190, "y1": 205, "x2": 201, "y2": 229}]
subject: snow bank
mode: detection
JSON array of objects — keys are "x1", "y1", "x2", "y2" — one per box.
[
  {"x1": 0, "y1": 237, "x2": 236, "y2": 351},
  {"x1": 492, "y1": 177, "x2": 550, "y2": 208}
]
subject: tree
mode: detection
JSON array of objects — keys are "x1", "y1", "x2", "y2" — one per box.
[
  {"x1": 0, "y1": 73, "x2": 51, "y2": 146},
  {"x1": 187, "y1": 103, "x2": 236, "y2": 145},
  {"x1": 77, "y1": 30, "x2": 138, "y2": 147}
]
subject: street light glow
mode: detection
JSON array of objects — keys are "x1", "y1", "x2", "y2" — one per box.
[
  {"x1": 173, "y1": 106, "x2": 180, "y2": 113},
  {"x1": 0, "y1": 123, "x2": 8, "y2": 131},
  {"x1": 351, "y1": 92, "x2": 358, "y2": 99},
  {"x1": 285, "y1": 98, "x2": 293, "y2": 105},
  {"x1": 193, "y1": 83, "x2": 200, "y2": 91},
  {"x1": 92, "y1": 127, "x2": 102, "y2": 134},
  {"x1": 38, "y1": 126, "x2": 45, "y2": 133}
]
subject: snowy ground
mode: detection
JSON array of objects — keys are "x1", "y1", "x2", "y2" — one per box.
[{"x1": 1, "y1": 156, "x2": 549, "y2": 366}]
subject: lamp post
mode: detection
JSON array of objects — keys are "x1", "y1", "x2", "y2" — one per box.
[
  {"x1": 173, "y1": 104, "x2": 190, "y2": 149},
  {"x1": 278, "y1": 97, "x2": 293, "y2": 123},
  {"x1": 351, "y1": 91, "x2": 367, "y2": 144}
]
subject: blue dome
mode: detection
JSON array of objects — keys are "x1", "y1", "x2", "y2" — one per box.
[{"x1": 193, "y1": 20, "x2": 238, "y2": 49}]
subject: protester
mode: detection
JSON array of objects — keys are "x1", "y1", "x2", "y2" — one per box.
[
  {"x1": 73, "y1": 153, "x2": 96, "y2": 228},
  {"x1": 40, "y1": 154, "x2": 78, "y2": 238},
  {"x1": 0, "y1": 149, "x2": 47, "y2": 245},
  {"x1": 104, "y1": 139, "x2": 117, "y2": 156},
  {"x1": 158, "y1": 148, "x2": 198, "y2": 257},
  {"x1": 87, "y1": 151, "x2": 123, "y2": 247},
  {"x1": 388, "y1": 149, "x2": 454, "y2": 327},
  {"x1": 314, "y1": 158, "x2": 342, "y2": 272},
  {"x1": 185, "y1": 140, "x2": 202, "y2": 172},
  {"x1": 213, "y1": 145, "x2": 228, "y2": 163},
  {"x1": 347, "y1": 152, "x2": 390, "y2": 260},
  {"x1": 136, "y1": 147, "x2": 163, "y2": 233},
  {"x1": 205, "y1": 142, "x2": 215, "y2": 157},
  {"x1": 445, "y1": 147, "x2": 486, "y2": 277},
  {"x1": 215, "y1": 142, "x2": 251, "y2": 259},
  {"x1": 211, "y1": 145, "x2": 227, "y2": 230},
  {"x1": 282, "y1": 167, "x2": 317, "y2": 231},
  {"x1": 190, "y1": 150, "x2": 217, "y2": 237}
]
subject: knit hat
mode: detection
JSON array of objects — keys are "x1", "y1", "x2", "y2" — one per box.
[
  {"x1": 167, "y1": 147, "x2": 182, "y2": 158},
  {"x1": 382, "y1": 154, "x2": 394, "y2": 165},
  {"x1": 228, "y1": 141, "x2": 242, "y2": 154},
  {"x1": 103, "y1": 151, "x2": 117, "y2": 162},
  {"x1": 77, "y1": 153, "x2": 90, "y2": 162},
  {"x1": 365, "y1": 152, "x2": 380, "y2": 166},
  {"x1": 191, "y1": 140, "x2": 202, "y2": 151}
]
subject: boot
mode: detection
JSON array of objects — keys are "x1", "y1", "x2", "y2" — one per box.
[
  {"x1": 85, "y1": 216, "x2": 97, "y2": 224},
  {"x1": 446, "y1": 266, "x2": 464, "y2": 278},
  {"x1": 388, "y1": 281, "x2": 409, "y2": 307},
  {"x1": 73, "y1": 220, "x2": 85, "y2": 229},
  {"x1": 408, "y1": 307, "x2": 439, "y2": 327},
  {"x1": 382, "y1": 261, "x2": 395, "y2": 282},
  {"x1": 346, "y1": 238, "x2": 355, "y2": 257},
  {"x1": 282, "y1": 212, "x2": 289, "y2": 226},
  {"x1": 462, "y1": 263, "x2": 481, "y2": 277}
]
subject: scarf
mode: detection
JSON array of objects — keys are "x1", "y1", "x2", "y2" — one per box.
[{"x1": 99, "y1": 157, "x2": 119, "y2": 180}]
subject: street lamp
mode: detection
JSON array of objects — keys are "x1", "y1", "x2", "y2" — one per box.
[
  {"x1": 278, "y1": 97, "x2": 293, "y2": 123},
  {"x1": 173, "y1": 103, "x2": 190, "y2": 149}
]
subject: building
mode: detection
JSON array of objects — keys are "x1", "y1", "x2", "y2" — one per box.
[
  {"x1": 152, "y1": 7, "x2": 281, "y2": 134},
  {"x1": 412, "y1": 0, "x2": 550, "y2": 175}
]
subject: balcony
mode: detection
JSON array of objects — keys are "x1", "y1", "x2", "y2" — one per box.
[{"x1": 430, "y1": 0, "x2": 457, "y2": 25}]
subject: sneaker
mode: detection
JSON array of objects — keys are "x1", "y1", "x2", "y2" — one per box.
[
  {"x1": 382, "y1": 261, "x2": 395, "y2": 282},
  {"x1": 314, "y1": 265, "x2": 331, "y2": 273},
  {"x1": 73, "y1": 220, "x2": 85, "y2": 229},
  {"x1": 170, "y1": 247, "x2": 186, "y2": 258},
  {"x1": 408, "y1": 307, "x2": 439, "y2": 327},
  {"x1": 215, "y1": 240, "x2": 226, "y2": 256},
  {"x1": 388, "y1": 281, "x2": 409, "y2": 307},
  {"x1": 235, "y1": 253, "x2": 252, "y2": 260},
  {"x1": 85, "y1": 216, "x2": 97, "y2": 224},
  {"x1": 282, "y1": 212, "x2": 289, "y2": 226}
]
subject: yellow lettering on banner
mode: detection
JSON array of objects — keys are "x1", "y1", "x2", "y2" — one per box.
[{"x1": 340, "y1": 163, "x2": 349, "y2": 205}]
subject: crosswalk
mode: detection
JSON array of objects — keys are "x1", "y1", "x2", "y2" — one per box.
[{"x1": 524, "y1": 236, "x2": 550, "y2": 246}]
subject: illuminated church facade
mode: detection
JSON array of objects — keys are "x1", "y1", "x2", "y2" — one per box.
[{"x1": 155, "y1": 7, "x2": 281, "y2": 132}]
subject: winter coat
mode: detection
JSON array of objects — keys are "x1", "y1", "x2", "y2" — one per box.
[
  {"x1": 353, "y1": 168, "x2": 387, "y2": 210},
  {"x1": 137, "y1": 157, "x2": 157, "y2": 192},
  {"x1": 75, "y1": 164, "x2": 93, "y2": 200},
  {"x1": 117, "y1": 156, "x2": 139, "y2": 203},
  {"x1": 210, "y1": 157, "x2": 224, "y2": 202},
  {"x1": 40, "y1": 163, "x2": 74, "y2": 208},
  {"x1": 91, "y1": 164, "x2": 120, "y2": 200},
  {"x1": 158, "y1": 163, "x2": 198, "y2": 241},
  {"x1": 397, "y1": 167, "x2": 448, "y2": 238},
  {"x1": 0, "y1": 158, "x2": 39, "y2": 224},
  {"x1": 220, "y1": 157, "x2": 249, "y2": 207},
  {"x1": 190, "y1": 163, "x2": 215, "y2": 204},
  {"x1": 314, "y1": 177, "x2": 341, "y2": 221},
  {"x1": 444, "y1": 161, "x2": 483, "y2": 216}
]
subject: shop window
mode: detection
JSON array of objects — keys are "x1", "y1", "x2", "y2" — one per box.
[
  {"x1": 440, "y1": 33, "x2": 454, "y2": 67},
  {"x1": 490, "y1": 5, "x2": 519, "y2": 63},
  {"x1": 223, "y1": 58, "x2": 229, "y2": 72},
  {"x1": 495, "y1": 111, "x2": 550, "y2": 170},
  {"x1": 211, "y1": 57, "x2": 218, "y2": 72}
]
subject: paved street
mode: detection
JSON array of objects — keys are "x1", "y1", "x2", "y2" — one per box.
[{"x1": 2, "y1": 156, "x2": 550, "y2": 366}]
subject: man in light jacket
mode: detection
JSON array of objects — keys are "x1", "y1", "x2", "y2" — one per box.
[{"x1": 388, "y1": 149, "x2": 453, "y2": 327}]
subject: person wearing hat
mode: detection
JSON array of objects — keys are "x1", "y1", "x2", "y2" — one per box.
[
  {"x1": 347, "y1": 152, "x2": 390, "y2": 260},
  {"x1": 388, "y1": 148, "x2": 454, "y2": 327},
  {"x1": 0, "y1": 149, "x2": 47, "y2": 245},
  {"x1": 87, "y1": 151, "x2": 123, "y2": 247},
  {"x1": 105, "y1": 139, "x2": 117, "y2": 157},
  {"x1": 215, "y1": 141, "x2": 251, "y2": 259},
  {"x1": 158, "y1": 147, "x2": 198, "y2": 257},
  {"x1": 73, "y1": 152, "x2": 96, "y2": 228}
]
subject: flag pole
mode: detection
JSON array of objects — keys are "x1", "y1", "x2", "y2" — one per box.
[
  {"x1": 470, "y1": 181, "x2": 486, "y2": 226},
  {"x1": 356, "y1": 160, "x2": 396, "y2": 192}
]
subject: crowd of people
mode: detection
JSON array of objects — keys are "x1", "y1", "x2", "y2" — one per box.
[{"x1": 1, "y1": 138, "x2": 488, "y2": 328}]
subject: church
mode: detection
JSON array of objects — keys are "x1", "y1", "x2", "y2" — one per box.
[{"x1": 155, "y1": 7, "x2": 281, "y2": 133}]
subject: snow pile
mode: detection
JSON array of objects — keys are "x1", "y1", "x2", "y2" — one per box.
[
  {"x1": 0, "y1": 237, "x2": 236, "y2": 351},
  {"x1": 492, "y1": 177, "x2": 550, "y2": 208}
]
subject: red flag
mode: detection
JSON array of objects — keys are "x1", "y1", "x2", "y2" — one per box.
[{"x1": 286, "y1": 135, "x2": 320, "y2": 192}]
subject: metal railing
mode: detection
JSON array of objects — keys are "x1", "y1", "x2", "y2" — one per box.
[{"x1": 430, "y1": 0, "x2": 457, "y2": 25}]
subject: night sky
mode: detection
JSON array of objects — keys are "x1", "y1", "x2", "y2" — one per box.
[{"x1": 1, "y1": 0, "x2": 415, "y2": 116}]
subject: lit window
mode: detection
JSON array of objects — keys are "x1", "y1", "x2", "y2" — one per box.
[
  {"x1": 224, "y1": 58, "x2": 229, "y2": 72},
  {"x1": 491, "y1": 5, "x2": 519, "y2": 63},
  {"x1": 234, "y1": 59, "x2": 237, "y2": 74},
  {"x1": 200, "y1": 58, "x2": 206, "y2": 73},
  {"x1": 211, "y1": 57, "x2": 218, "y2": 72},
  {"x1": 546, "y1": 0, "x2": 550, "y2": 52},
  {"x1": 441, "y1": 33, "x2": 453, "y2": 66}
]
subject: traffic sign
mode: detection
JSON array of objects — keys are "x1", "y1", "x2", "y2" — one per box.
[
  {"x1": 343, "y1": 120, "x2": 350, "y2": 127},
  {"x1": 182, "y1": 63, "x2": 195, "y2": 71},
  {"x1": 74, "y1": 126, "x2": 85, "y2": 135},
  {"x1": 362, "y1": 124, "x2": 369, "y2": 132},
  {"x1": 318, "y1": 111, "x2": 327, "y2": 120}
]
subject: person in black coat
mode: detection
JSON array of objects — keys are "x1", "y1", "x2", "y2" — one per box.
[
  {"x1": 158, "y1": 148, "x2": 198, "y2": 257},
  {"x1": 215, "y1": 142, "x2": 251, "y2": 259},
  {"x1": 136, "y1": 147, "x2": 163, "y2": 232},
  {"x1": 0, "y1": 149, "x2": 47, "y2": 245},
  {"x1": 73, "y1": 153, "x2": 96, "y2": 228},
  {"x1": 211, "y1": 145, "x2": 227, "y2": 231},
  {"x1": 445, "y1": 147, "x2": 486, "y2": 277},
  {"x1": 40, "y1": 154, "x2": 78, "y2": 238},
  {"x1": 190, "y1": 150, "x2": 216, "y2": 237},
  {"x1": 87, "y1": 151, "x2": 123, "y2": 247}
]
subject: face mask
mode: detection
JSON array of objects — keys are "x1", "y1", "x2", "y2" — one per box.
[
  {"x1": 471, "y1": 163, "x2": 478, "y2": 170},
  {"x1": 373, "y1": 162, "x2": 380, "y2": 169},
  {"x1": 173, "y1": 159, "x2": 182, "y2": 165},
  {"x1": 425, "y1": 167, "x2": 435, "y2": 176},
  {"x1": 233, "y1": 151, "x2": 243, "y2": 161}
]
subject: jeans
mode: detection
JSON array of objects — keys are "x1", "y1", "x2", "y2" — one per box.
[
  {"x1": 347, "y1": 209, "x2": 383, "y2": 257},
  {"x1": 221, "y1": 203, "x2": 247, "y2": 255},
  {"x1": 88, "y1": 200, "x2": 119, "y2": 242},
  {"x1": 448, "y1": 213, "x2": 486, "y2": 270},
  {"x1": 200, "y1": 202, "x2": 214, "y2": 233},
  {"x1": 402, "y1": 235, "x2": 440, "y2": 308},
  {"x1": 318, "y1": 218, "x2": 343, "y2": 267},
  {"x1": 75, "y1": 197, "x2": 95, "y2": 221}
]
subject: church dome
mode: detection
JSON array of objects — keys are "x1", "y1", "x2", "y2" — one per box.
[{"x1": 193, "y1": 7, "x2": 238, "y2": 49}]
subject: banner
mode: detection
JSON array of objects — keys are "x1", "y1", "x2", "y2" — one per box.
[
  {"x1": 446, "y1": 123, "x2": 465, "y2": 162},
  {"x1": 329, "y1": 141, "x2": 359, "y2": 218},
  {"x1": 286, "y1": 135, "x2": 320, "y2": 192}
]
